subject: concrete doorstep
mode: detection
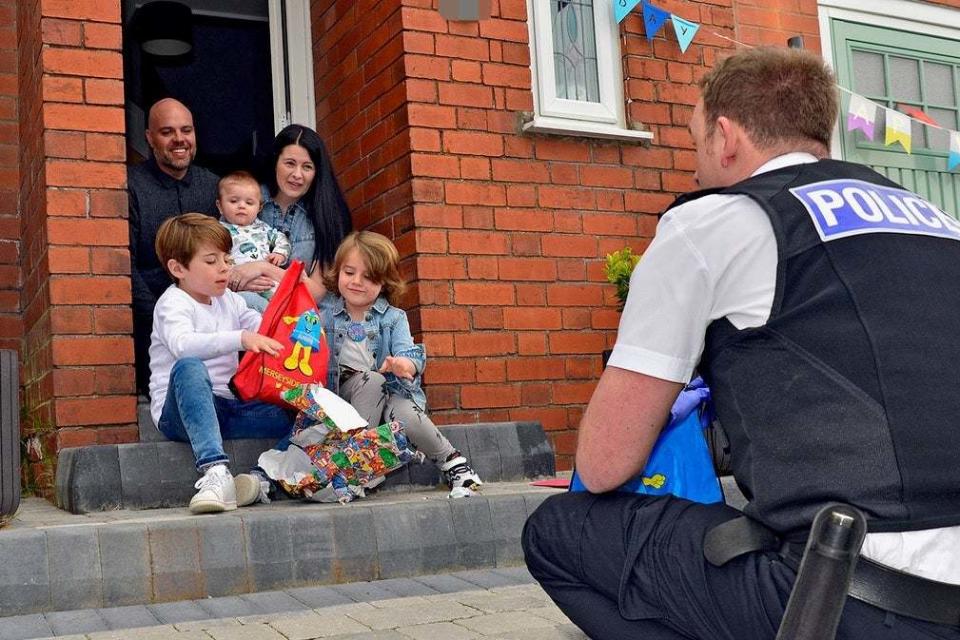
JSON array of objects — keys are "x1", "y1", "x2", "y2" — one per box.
[{"x1": 0, "y1": 480, "x2": 562, "y2": 620}]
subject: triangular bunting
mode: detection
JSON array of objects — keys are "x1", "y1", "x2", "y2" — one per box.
[
  {"x1": 898, "y1": 104, "x2": 940, "y2": 127},
  {"x1": 615, "y1": 0, "x2": 643, "y2": 24},
  {"x1": 949, "y1": 131, "x2": 960, "y2": 172},
  {"x1": 884, "y1": 108, "x2": 912, "y2": 154},
  {"x1": 846, "y1": 94, "x2": 877, "y2": 141},
  {"x1": 671, "y1": 15, "x2": 700, "y2": 53},
  {"x1": 641, "y1": 1, "x2": 671, "y2": 41}
]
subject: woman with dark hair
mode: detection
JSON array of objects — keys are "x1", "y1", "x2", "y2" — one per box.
[{"x1": 228, "y1": 124, "x2": 352, "y2": 301}]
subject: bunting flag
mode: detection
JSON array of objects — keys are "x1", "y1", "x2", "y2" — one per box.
[
  {"x1": 641, "y1": 1, "x2": 671, "y2": 41},
  {"x1": 846, "y1": 94, "x2": 877, "y2": 140},
  {"x1": 950, "y1": 132, "x2": 960, "y2": 172},
  {"x1": 671, "y1": 15, "x2": 700, "y2": 53},
  {"x1": 615, "y1": 0, "x2": 643, "y2": 24},
  {"x1": 884, "y1": 108, "x2": 912, "y2": 154},
  {"x1": 898, "y1": 104, "x2": 939, "y2": 127}
]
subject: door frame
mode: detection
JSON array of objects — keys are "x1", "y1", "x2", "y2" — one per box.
[{"x1": 268, "y1": 0, "x2": 317, "y2": 132}]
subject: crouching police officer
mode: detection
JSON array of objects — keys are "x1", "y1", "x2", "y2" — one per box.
[{"x1": 523, "y1": 47, "x2": 960, "y2": 640}]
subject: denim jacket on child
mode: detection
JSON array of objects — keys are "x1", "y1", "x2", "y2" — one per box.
[{"x1": 318, "y1": 292, "x2": 428, "y2": 410}]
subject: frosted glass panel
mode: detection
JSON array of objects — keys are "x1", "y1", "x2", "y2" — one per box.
[
  {"x1": 924, "y1": 62, "x2": 956, "y2": 106},
  {"x1": 852, "y1": 50, "x2": 885, "y2": 96},
  {"x1": 552, "y1": 0, "x2": 601, "y2": 103},
  {"x1": 890, "y1": 56, "x2": 921, "y2": 101}
]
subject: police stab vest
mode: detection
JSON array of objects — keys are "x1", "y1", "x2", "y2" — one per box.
[{"x1": 683, "y1": 159, "x2": 960, "y2": 538}]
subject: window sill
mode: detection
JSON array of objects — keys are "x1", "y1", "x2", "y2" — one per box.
[{"x1": 521, "y1": 116, "x2": 654, "y2": 142}]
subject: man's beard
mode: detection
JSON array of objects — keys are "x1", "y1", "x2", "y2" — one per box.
[{"x1": 157, "y1": 146, "x2": 194, "y2": 171}]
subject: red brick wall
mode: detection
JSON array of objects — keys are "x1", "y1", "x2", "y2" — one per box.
[
  {"x1": 17, "y1": 0, "x2": 136, "y2": 496},
  {"x1": 0, "y1": 2, "x2": 19, "y2": 356}
]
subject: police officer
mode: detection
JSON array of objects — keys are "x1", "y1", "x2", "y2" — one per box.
[{"x1": 523, "y1": 47, "x2": 960, "y2": 639}]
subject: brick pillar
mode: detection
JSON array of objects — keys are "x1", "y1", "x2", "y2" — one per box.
[{"x1": 18, "y1": 0, "x2": 135, "y2": 498}]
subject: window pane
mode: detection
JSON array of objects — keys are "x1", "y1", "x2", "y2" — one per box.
[
  {"x1": 851, "y1": 50, "x2": 885, "y2": 97},
  {"x1": 552, "y1": 0, "x2": 601, "y2": 103},
  {"x1": 927, "y1": 107, "x2": 956, "y2": 150},
  {"x1": 889, "y1": 56, "x2": 921, "y2": 102},
  {"x1": 923, "y1": 62, "x2": 956, "y2": 106}
]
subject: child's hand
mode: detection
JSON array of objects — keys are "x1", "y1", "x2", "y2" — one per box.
[
  {"x1": 241, "y1": 331, "x2": 284, "y2": 357},
  {"x1": 266, "y1": 253, "x2": 286, "y2": 266},
  {"x1": 378, "y1": 356, "x2": 416, "y2": 380}
]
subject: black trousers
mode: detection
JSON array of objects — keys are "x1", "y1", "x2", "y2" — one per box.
[{"x1": 523, "y1": 492, "x2": 960, "y2": 640}]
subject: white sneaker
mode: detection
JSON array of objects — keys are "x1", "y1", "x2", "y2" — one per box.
[
  {"x1": 440, "y1": 454, "x2": 483, "y2": 492},
  {"x1": 235, "y1": 472, "x2": 271, "y2": 507},
  {"x1": 189, "y1": 464, "x2": 237, "y2": 514}
]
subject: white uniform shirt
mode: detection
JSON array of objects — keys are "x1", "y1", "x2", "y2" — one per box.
[
  {"x1": 608, "y1": 152, "x2": 960, "y2": 584},
  {"x1": 148, "y1": 285, "x2": 262, "y2": 426}
]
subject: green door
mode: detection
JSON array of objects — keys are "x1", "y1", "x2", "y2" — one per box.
[{"x1": 831, "y1": 19, "x2": 960, "y2": 217}]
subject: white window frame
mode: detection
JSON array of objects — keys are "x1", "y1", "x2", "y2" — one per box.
[
  {"x1": 818, "y1": 0, "x2": 960, "y2": 160},
  {"x1": 268, "y1": 0, "x2": 317, "y2": 132},
  {"x1": 524, "y1": 0, "x2": 652, "y2": 141}
]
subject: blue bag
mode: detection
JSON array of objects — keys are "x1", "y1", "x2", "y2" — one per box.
[{"x1": 570, "y1": 377, "x2": 722, "y2": 504}]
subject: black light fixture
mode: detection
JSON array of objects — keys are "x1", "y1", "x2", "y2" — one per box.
[{"x1": 136, "y1": 1, "x2": 193, "y2": 57}]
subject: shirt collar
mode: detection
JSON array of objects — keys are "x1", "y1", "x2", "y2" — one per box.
[
  {"x1": 332, "y1": 295, "x2": 390, "y2": 317},
  {"x1": 146, "y1": 157, "x2": 195, "y2": 188},
  {"x1": 262, "y1": 185, "x2": 305, "y2": 214},
  {"x1": 752, "y1": 152, "x2": 819, "y2": 177}
]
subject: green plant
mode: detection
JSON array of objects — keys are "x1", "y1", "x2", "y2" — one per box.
[{"x1": 604, "y1": 247, "x2": 641, "y2": 310}]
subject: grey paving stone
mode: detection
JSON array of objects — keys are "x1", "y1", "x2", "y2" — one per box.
[
  {"x1": 204, "y1": 622, "x2": 287, "y2": 640},
  {"x1": 137, "y1": 397, "x2": 165, "y2": 443},
  {"x1": 0, "y1": 530, "x2": 49, "y2": 617},
  {"x1": 495, "y1": 424, "x2": 525, "y2": 481},
  {"x1": 452, "y1": 569, "x2": 524, "y2": 590},
  {"x1": 285, "y1": 585, "x2": 356, "y2": 609},
  {"x1": 439, "y1": 426, "x2": 472, "y2": 464},
  {"x1": 516, "y1": 422, "x2": 555, "y2": 479},
  {"x1": 522, "y1": 493, "x2": 551, "y2": 520},
  {"x1": 199, "y1": 515, "x2": 251, "y2": 597},
  {"x1": 0, "y1": 613, "x2": 52, "y2": 640},
  {"x1": 267, "y1": 611, "x2": 371, "y2": 639},
  {"x1": 346, "y1": 600, "x2": 478, "y2": 630},
  {"x1": 47, "y1": 527, "x2": 103, "y2": 610},
  {"x1": 46, "y1": 609, "x2": 109, "y2": 636},
  {"x1": 412, "y1": 501, "x2": 461, "y2": 575},
  {"x1": 321, "y1": 633, "x2": 406, "y2": 640},
  {"x1": 98, "y1": 522, "x2": 152, "y2": 607},
  {"x1": 224, "y1": 438, "x2": 277, "y2": 473},
  {"x1": 86, "y1": 626, "x2": 211, "y2": 640},
  {"x1": 373, "y1": 506, "x2": 419, "y2": 579},
  {"x1": 395, "y1": 621, "x2": 480, "y2": 640},
  {"x1": 240, "y1": 590, "x2": 310, "y2": 614},
  {"x1": 410, "y1": 573, "x2": 481, "y2": 594},
  {"x1": 331, "y1": 508, "x2": 379, "y2": 583},
  {"x1": 118, "y1": 442, "x2": 161, "y2": 509},
  {"x1": 494, "y1": 625, "x2": 589, "y2": 640},
  {"x1": 288, "y1": 510, "x2": 335, "y2": 584},
  {"x1": 465, "y1": 424, "x2": 503, "y2": 482},
  {"x1": 330, "y1": 581, "x2": 398, "y2": 603},
  {"x1": 196, "y1": 595, "x2": 254, "y2": 618},
  {"x1": 154, "y1": 442, "x2": 202, "y2": 506},
  {"x1": 56, "y1": 445, "x2": 123, "y2": 514},
  {"x1": 147, "y1": 521, "x2": 204, "y2": 602},
  {"x1": 371, "y1": 578, "x2": 441, "y2": 598},
  {"x1": 488, "y1": 495, "x2": 528, "y2": 566},
  {"x1": 454, "y1": 610, "x2": 556, "y2": 635},
  {"x1": 243, "y1": 512, "x2": 296, "y2": 592},
  {"x1": 147, "y1": 600, "x2": 211, "y2": 624},
  {"x1": 97, "y1": 604, "x2": 161, "y2": 630},
  {"x1": 449, "y1": 498, "x2": 497, "y2": 569},
  {"x1": 491, "y1": 566, "x2": 535, "y2": 584}
]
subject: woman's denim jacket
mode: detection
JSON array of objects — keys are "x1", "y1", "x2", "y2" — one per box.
[
  {"x1": 259, "y1": 185, "x2": 315, "y2": 268},
  {"x1": 318, "y1": 292, "x2": 428, "y2": 410}
]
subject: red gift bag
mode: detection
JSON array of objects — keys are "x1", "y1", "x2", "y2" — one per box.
[{"x1": 231, "y1": 261, "x2": 329, "y2": 406}]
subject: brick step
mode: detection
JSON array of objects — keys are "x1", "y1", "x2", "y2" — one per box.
[
  {"x1": 0, "y1": 482, "x2": 558, "y2": 618},
  {"x1": 55, "y1": 421, "x2": 556, "y2": 514}
]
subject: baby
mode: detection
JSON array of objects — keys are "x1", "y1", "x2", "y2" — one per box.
[{"x1": 217, "y1": 170, "x2": 292, "y2": 310}]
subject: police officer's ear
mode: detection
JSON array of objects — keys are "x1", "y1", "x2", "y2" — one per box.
[{"x1": 714, "y1": 116, "x2": 748, "y2": 168}]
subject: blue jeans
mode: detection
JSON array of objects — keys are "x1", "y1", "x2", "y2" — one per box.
[{"x1": 158, "y1": 358, "x2": 293, "y2": 472}]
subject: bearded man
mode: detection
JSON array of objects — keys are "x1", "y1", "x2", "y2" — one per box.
[{"x1": 128, "y1": 98, "x2": 219, "y2": 395}]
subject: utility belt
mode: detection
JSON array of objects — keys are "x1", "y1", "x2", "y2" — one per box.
[{"x1": 704, "y1": 516, "x2": 960, "y2": 627}]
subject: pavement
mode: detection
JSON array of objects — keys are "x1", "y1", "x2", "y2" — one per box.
[{"x1": 0, "y1": 567, "x2": 587, "y2": 640}]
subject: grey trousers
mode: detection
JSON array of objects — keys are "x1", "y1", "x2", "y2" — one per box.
[{"x1": 339, "y1": 370, "x2": 456, "y2": 463}]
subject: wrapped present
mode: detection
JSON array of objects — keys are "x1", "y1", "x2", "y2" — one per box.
[{"x1": 257, "y1": 383, "x2": 419, "y2": 503}]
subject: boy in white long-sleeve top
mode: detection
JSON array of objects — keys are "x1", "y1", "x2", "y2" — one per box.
[{"x1": 149, "y1": 213, "x2": 293, "y2": 514}]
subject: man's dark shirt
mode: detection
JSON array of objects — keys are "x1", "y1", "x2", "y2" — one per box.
[{"x1": 128, "y1": 158, "x2": 219, "y2": 312}]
